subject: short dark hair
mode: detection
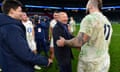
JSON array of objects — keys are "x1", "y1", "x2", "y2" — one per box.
[
  {"x1": 53, "y1": 11, "x2": 67, "y2": 14},
  {"x1": 53, "y1": 11, "x2": 59, "y2": 14},
  {"x1": 1, "y1": 0, "x2": 23, "y2": 14}
]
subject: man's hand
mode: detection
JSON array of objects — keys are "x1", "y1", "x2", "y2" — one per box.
[
  {"x1": 56, "y1": 36, "x2": 65, "y2": 47},
  {"x1": 47, "y1": 58, "x2": 53, "y2": 67},
  {"x1": 57, "y1": 32, "x2": 90, "y2": 49}
]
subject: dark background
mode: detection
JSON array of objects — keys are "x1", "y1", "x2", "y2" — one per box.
[{"x1": 0, "y1": 0, "x2": 120, "y2": 22}]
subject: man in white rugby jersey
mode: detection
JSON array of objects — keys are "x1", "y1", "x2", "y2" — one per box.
[
  {"x1": 57, "y1": 0, "x2": 113, "y2": 72},
  {"x1": 69, "y1": 17, "x2": 76, "y2": 34},
  {"x1": 21, "y1": 12, "x2": 37, "y2": 54},
  {"x1": 21, "y1": 12, "x2": 42, "y2": 70},
  {"x1": 49, "y1": 11, "x2": 59, "y2": 60}
]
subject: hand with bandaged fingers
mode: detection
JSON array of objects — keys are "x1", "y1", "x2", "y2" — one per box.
[{"x1": 56, "y1": 36, "x2": 65, "y2": 47}]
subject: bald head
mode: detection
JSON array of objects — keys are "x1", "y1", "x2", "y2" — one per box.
[
  {"x1": 57, "y1": 12, "x2": 68, "y2": 24},
  {"x1": 87, "y1": 0, "x2": 102, "y2": 8},
  {"x1": 86, "y1": 0, "x2": 102, "y2": 14}
]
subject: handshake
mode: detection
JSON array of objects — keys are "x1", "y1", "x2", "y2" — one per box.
[{"x1": 56, "y1": 36, "x2": 65, "y2": 47}]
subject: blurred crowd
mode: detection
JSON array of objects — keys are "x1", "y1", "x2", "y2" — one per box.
[{"x1": 21, "y1": 12, "x2": 76, "y2": 57}]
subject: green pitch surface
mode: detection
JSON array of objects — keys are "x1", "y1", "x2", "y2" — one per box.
[
  {"x1": 109, "y1": 24, "x2": 120, "y2": 72},
  {"x1": 35, "y1": 23, "x2": 120, "y2": 72}
]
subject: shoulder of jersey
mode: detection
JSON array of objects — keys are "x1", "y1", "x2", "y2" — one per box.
[{"x1": 83, "y1": 14, "x2": 93, "y2": 21}]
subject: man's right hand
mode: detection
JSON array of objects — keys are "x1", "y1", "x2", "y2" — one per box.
[
  {"x1": 47, "y1": 58, "x2": 53, "y2": 67},
  {"x1": 56, "y1": 36, "x2": 65, "y2": 47}
]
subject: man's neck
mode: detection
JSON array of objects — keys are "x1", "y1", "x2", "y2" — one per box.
[
  {"x1": 58, "y1": 21, "x2": 66, "y2": 25},
  {"x1": 90, "y1": 8, "x2": 100, "y2": 14},
  {"x1": 8, "y1": 13, "x2": 15, "y2": 19},
  {"x1": 22, "y1": 20, "x2": 28, "y2": 23}
]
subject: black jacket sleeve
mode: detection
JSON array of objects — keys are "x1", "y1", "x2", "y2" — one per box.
[
  {"x1": 4, "y1": 25, "x2": 48, "y2": 66},
  {"x1": 53, "y1": 26, "x2": 64, "y2": 47},
  {"x1": 39, "y1": 22, "x2": 48, "y2": 29}
]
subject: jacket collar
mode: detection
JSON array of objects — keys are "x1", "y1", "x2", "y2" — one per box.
[{"x1": 57, "y1": 21, "x2": 68, "y2": 29}]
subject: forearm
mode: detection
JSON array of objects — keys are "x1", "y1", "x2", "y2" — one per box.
[
  {"x1": 64, "y1": 37, "x2": 82, "y2": 49},
  {"x1": 64, "y1": 32, "x2": 90, "y2": 49}
]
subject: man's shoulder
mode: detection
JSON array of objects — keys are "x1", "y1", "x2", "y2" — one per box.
[
  {"x1": 50, "y1": 19, "x2": 56, "y2": 22},
  {"x1": 53, "y1": 23, "x2": 59, "y2": 30},
  {"x1": 50, "y1": 19, "x2": 57, "y2": 24},
  {"x1": 84, "y1": 14, "x2": 94, "y2": 20},
  {"x1": 26, "y1": 20, "x2": 32, "y2": 25},
  {"x1": 53, "y1": 23, "x2": 63, "y2": 33},
  {"x1": 2, "y1": 22, "x2": 24, "y2": 34},
  {"x1": 81, "y1": 14, "x2": 98, "y2": 24}
]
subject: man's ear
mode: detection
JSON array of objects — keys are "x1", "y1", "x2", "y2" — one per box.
[{"x1": 9, "y1": 8, "x2": 14, "y2": 14}]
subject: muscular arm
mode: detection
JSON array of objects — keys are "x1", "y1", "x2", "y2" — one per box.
[{"x1": 64, "y1": 32, "x2": 90, "y2": 49}]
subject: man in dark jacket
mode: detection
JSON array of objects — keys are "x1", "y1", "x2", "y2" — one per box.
[
  {"x1": 53, "y1": 12, "x2": 73, "y2": 72},
  {"x1": 34, "y1": 19, "x2": 48, "y2": 57},
  {"x1": 0, "y1": 0, "x2": 52, "y2": 72},
  {"x1": 43, "y1": 17, "x2": 50, "y2": 42}
]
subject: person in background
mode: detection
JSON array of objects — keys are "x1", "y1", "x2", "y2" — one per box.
[
  {"x1": 57, "y1": 0, "x2": 112, "y2": 72},
  {"x1": 53, "y1": 12, "x2": 74, "y2": 72},
  {"x1": 34, "y1": 16, "x2": 48, "y2": 57},
  {"x1": 69, "y1": 17, "x2": 76, "y2": 35},
  {"x1": 42, "y1": 17, "x2": 50, "y2": 53},
  {"x1": 21, "y1": 12, "x2": 37, "y2": 54},
  {"x1": 0, "y1": 0, "x2": 52, "y2": 72},
  {"x1": 49, "y1": 11, "x2": 59, "y2": 60},
  {"x1": 21, "y1": 12, "x2": 42, "y2": 70},
  {"x1": 29, "y1": 16, "x2": 35, "y2": 26},
  {"x1": 43, "y1": 17, "x2": 50, "y2": 43}
]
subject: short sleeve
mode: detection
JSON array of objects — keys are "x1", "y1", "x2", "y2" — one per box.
[
  {"x1": 50, "y1": 20, "x2": 57, "y2": 28},
  {"x1": 79, "y1": 15, "x2": 93, "y2": 37}
]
